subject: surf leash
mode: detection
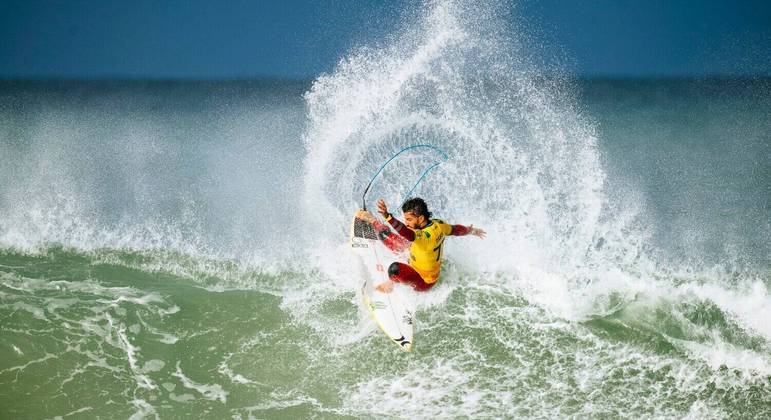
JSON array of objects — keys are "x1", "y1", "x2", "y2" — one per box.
[
  {"x1": 361, "y1": 144, "x2": 449, "y2": 210},
  {"x1": 401, "y1": 161, "x2": 442, "y2": 203}
]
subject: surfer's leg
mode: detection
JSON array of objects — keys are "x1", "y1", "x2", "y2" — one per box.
[{"x1": 387, "y1": 262, "x2": 433, "y2": 292}]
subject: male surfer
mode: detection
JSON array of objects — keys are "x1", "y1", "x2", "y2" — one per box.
[{"x1": 356, "y1": 197, "x2": 485, "y2": 293}]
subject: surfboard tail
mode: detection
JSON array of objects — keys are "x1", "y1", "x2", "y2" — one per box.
[{"x1": 352, "y1": 217, "x2": 378, "y2": 240}]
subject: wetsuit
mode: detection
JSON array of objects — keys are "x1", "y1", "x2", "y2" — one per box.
[{"x1": 372, "y1": 216, "x2": 472, "y2": 291}]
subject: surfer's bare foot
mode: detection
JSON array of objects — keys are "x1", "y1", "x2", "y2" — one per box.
[{"x1": 375, "y1": 281, "x2": 394, "y2": 293}]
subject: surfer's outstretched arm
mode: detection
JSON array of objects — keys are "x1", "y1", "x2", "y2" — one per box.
[{"x1": 450, "y1": 224, "x2": 486, "y2": 238}]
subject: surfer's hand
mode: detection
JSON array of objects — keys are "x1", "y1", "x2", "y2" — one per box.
[
  {"x1": 356, "y1": 210, "x2": 375, "y2": 223},
  {"x1": 376, "y1": 199, "x2": 390, "y2": 219},
  {"x1": 469, "y1": 225, "x2": 486, "y2": 238}
]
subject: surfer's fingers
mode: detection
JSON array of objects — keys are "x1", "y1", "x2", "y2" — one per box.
[{"x1": 377, "y1": 200, "x2": 388, "y2": 214}]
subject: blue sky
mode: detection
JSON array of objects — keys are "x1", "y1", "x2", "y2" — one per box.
[{"x1": 1, "y1": 0, "x2": 769, "y2": 79}]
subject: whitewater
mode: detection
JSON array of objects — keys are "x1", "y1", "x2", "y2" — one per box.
[{"x1": 1, "y1": 1, "x2": 769, "y2": 418}]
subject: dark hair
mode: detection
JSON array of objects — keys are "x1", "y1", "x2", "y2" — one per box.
[{"x1": 402, "y1": 197, "x2": 432, "y2": 219}]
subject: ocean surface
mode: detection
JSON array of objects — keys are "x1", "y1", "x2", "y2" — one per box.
[{"x1": 1, "y1": 2, "x2": 770, "y2": 418}]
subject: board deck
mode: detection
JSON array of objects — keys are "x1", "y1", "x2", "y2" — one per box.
[{"x1": 351, "y1": 216, "x2": 415, "y2": 352}]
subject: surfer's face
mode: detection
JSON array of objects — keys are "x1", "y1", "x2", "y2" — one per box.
[{"x1": 403, "y1": 211, "x2": 426, "y2": 229}]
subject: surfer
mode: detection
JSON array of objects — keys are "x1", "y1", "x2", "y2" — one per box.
[{"x1": 356, "y1": 197, "x2": 485, "y2": 293}]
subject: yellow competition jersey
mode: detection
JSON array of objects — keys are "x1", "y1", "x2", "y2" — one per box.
[{"x1": 408, "y1": 219, "x2": 453, "y2": 283}]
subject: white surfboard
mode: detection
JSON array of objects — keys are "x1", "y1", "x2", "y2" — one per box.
[{"x1": 351, "y1": 216, "x2": 416, "y2": 352}]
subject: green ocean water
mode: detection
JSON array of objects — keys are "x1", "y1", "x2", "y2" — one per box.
[
  {"x1": 2, "y1": 1, "x2": 770, "y2": 418},
  {"x1": 2, "y1": 246, "x2": 769, "y2": 418}
]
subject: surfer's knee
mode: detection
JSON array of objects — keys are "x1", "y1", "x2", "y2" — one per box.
[{"x1": 388, "y1": 262, "x2": 400, "y2": 277}]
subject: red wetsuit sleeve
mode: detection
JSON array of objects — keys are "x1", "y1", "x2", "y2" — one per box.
[
  {"x1": 386, "y1": 215, "x2": 415, "y2": 241},
  {"x1": 451, "y1": 224, "x2": 472, "y2": 236},
  {"x1": 372, "y1": 220, "x2": 410, "y2": 252},
  {"x1": 372, "y1": 220, "x2": 389, "y2": 232}
]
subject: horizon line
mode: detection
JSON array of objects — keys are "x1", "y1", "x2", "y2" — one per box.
[{"x1": 1, "y1": 74, "x2": 770, "y2": 84}]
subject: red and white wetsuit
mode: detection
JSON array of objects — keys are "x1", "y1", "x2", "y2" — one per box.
[{"x1": 371, "y1": 216, "x2": 472, "y2": 291}]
